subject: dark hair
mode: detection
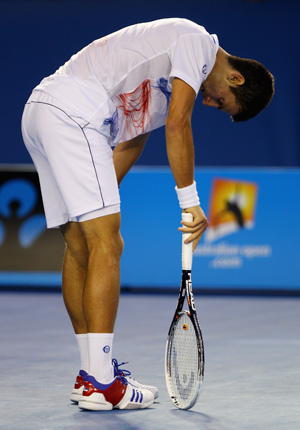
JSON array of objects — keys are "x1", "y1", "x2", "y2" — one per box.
[{"x1": 228, "y1": 56, "x2": 274, "y2": 122}]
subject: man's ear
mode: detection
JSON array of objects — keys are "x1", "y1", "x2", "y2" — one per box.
[{"x1": 228, "y1": 73, "x2": 245, "y2": 86}]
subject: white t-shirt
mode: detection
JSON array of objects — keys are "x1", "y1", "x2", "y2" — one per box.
[{"x1": 34, "y1": 18, "x2": 219, "y2": 145}]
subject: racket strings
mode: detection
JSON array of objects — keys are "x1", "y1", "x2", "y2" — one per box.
[{"x1": 168, "y1": 312, "x2": 200, "y2": 408}]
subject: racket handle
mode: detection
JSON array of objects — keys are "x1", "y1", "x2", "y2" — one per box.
[{"x1": 182, "y1": 212, "x2": 193, "y2": 270}]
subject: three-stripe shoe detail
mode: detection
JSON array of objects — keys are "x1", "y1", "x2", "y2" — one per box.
[{"x1": 130, "y1": 388, "x2": 143, "y2": 404}]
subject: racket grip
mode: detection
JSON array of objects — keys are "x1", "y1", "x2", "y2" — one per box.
[{"x1": 182, "y1": 212, "x2": 193, "y2": 270}]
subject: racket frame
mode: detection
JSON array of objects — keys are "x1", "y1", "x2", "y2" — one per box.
[{"x1": 165, "y1": 213, "x2": 205, "y2": 409}]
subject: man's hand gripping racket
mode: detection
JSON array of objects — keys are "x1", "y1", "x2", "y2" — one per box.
[{"x1": 165, "y1": 212, "x2": 205, "y2": 409}]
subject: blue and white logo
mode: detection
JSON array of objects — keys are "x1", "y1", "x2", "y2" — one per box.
[
  {"x1": 0, "y1": 178, "x2": 46, "y2": 247},
  {"x1": 202, "y1": 65, "x2": 207, "y2": 75},
  {"x1": 103, "y1": 345, "x2": 110, "y2": 353}
]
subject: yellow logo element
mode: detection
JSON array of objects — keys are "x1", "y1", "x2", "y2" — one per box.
[
  {"x1": 205, "y1": 178, "x2": 258, "y2": 242},
  {"x1": 183, "y1": 323, "x2": 188, "y2": 330}
]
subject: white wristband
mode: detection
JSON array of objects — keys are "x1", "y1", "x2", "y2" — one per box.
[{"x1": 175, "y1": 181, "x2": 200, "y2": 209}]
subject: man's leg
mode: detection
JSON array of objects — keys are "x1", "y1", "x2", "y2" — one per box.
[
  {"x1": 60, "y1": 221, "x2": 90, "y2": 392},
  {"x1": 64, "y1": 212, "x2": 153, "y2": 410},
  {"x1": 78, "y1": 212, "x2": 123, "y2": 334},
  {"x1": 62, "y1": 212, "x2": 155, "y2": 410},
  {"x1": 61, "y1": 213, "x2": 123, "y2": 334},
  {"x1": 61, "y1": 212, "x2": 123, "y2": 375},
  {"x1": 61, "y1": 222, "x2": 88, "y2": 336}
]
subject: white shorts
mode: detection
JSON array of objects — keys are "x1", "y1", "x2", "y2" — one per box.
[{"x1": 21, "y1": 91, "x2": 120, "y2": 228}]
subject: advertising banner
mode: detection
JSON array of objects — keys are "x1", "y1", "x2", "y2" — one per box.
[
  {"x1": 120, "y1": 167, "x2": 300, "y2": 292},
  {"x1": 0, "y1": 166, "x2": 64, "y2": 286},
  {"x1": 1, "y1": 166, "x2": 299, "y2": 292}
]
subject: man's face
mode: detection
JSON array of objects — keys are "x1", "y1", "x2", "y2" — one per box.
[{"x1": 200, "y1": 77, "x2": 241, "y2": 117}]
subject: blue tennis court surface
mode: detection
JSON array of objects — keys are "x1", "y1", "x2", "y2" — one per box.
[{"x1": 1, "y1": 291, "x2": 299, "y2": 430}]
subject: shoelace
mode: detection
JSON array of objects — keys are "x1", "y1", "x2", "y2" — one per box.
[{"x1": 112, "y1": 358, "x2": 131, "y2": 384}]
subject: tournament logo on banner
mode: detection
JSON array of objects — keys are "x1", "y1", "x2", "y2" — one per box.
[
  {"x1": 205, "y1": 178, "x2": 258, "y2": 242},
  {"x1": 195, "y1": 176, "x2": 272, "y2": 270}
]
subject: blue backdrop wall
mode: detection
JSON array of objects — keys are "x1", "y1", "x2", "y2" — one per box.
[
  {"x1": 1, "y1": 166, "x2": 300, "y2": 291},
  {"x1": 1, "y1": 0, "x2": 300, "y2": 167}
]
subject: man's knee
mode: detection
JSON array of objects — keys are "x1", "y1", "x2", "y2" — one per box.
[
  {"x1": 90, "y1": 230, "x2": 124, "y2": 262},
  {"x1": 114, "y1": 231, "x2": 124, "y2": 259},
  {"x1": 79, "y1": 213, "x2": 123, "y2": 260},
  {"x1": 60, "y1": 222, "x2": 88, "y2": 266}
]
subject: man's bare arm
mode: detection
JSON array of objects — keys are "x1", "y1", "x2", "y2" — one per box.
[
  {"x1": 166, "y1": 78, "x2": 208, "y2": 249},
  {"x1": 113, "y1": 132, "x2": 150, "y2": 186},
  {"x1": 165, "y1": 78, "x2": 196, "y2": 188}
]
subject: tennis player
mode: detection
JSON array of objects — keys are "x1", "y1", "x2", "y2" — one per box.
[{"x1": 21, "y1": 18, "x2": 274, "y2": 411}]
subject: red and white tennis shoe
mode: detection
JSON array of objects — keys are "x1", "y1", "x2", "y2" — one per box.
[
  {"x1": 78, "y1": 374, "x2": 154, "y2": 410},
  {"x1": 70, "y1": 370, "x2": 88, "y2": 403},
  {"x1": 71, "y1": 359, "x2": 159, "y2": 405}
]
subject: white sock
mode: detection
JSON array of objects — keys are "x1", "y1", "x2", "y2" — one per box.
[
  {"x1": 75, "y1": 334, "x2": 89, "y2": 374},
  {"x1": 87, "y1": 333, "x2": 114, "y2": 383}
]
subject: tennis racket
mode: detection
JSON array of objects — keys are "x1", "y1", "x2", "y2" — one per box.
[{"x1": 165, "y1": 212, "x2": 205, "y2": 410}]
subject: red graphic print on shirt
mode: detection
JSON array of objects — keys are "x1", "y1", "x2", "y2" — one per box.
[{"x1": 116, "y1": 79, "x2": 152, "y2": 137}]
